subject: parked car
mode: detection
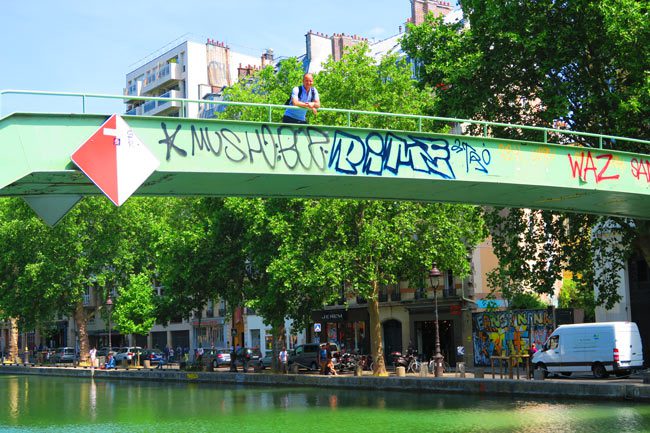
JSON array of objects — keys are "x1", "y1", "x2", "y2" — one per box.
[
  {"x1": 288, "y1": 343, "x2": 340, "y2": 371},
  {"x1": 96, "y1": 347, "x2": 117, "y2": 357},
  {"x1": 52, "y1": 347, "x2": 77, "y2": 363},
  {"x1": 288, "y1": 343, "x2": 320, "y2": 370},
  {"x1": 234, "y1": 347, "x2": 262, "y2": 366},
  {"x1": 258, "y1": 350, "x2": 274, "y2": 369},
  {"x1": 203, "y1": 348, "x2": 231, "y2": 369},
  {"x1": 139, "y1": 349, "x2": 164, "y2": 366},
  {"x1": 113, "y1": 347, "x2": 143, "y2": 363}
]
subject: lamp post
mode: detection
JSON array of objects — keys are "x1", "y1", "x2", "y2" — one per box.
[
  {"x1": 429, "y1": 263, "x2": 444, "y2": 377},
  {"x1": 106, "y1": 296, "x2": 113, "y2": 350}
]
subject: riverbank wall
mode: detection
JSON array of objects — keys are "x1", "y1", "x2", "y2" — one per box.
[{"x1": 1, "y1": 365, "x2": 648, "y2": 402}]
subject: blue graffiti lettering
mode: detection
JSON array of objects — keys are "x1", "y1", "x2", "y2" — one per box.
[
  {"x1": 329, "y1": 131, "x2": 455, "y2": 179},
  {"x1": 452, "y1": 139, "x2": 491, "y2": 174}
]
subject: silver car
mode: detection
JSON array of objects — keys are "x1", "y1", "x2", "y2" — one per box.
[
  {"x1": 113, "y1": 347, "x2": 143, "y2": 363},
  {"x1": 203, "y1": 348, "x2": 231, "y2": 369}
]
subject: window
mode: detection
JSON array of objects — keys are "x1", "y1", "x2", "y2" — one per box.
[
  {"x1": 250, "y1": 329, "x2": 260, "y2": 349},
  {"x1": 548, "y1": 335, "x2": 559, "y2": 350}
]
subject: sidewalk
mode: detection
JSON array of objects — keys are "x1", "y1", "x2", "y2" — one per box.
[{"x1": 1, "y1": 363, "x2": 648, "y2": 402}]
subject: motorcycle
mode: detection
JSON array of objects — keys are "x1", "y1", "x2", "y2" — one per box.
[
  {"x1": 334, "y1": 352, "x2": 358, "y2": 372},
  {"x1": 389, "y1": 349, "x2": 421, "y2": 373}
]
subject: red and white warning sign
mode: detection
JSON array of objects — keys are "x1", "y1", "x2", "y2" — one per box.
[{"x1": 71, "y1": 114, "x2": 160, "y2": 206}]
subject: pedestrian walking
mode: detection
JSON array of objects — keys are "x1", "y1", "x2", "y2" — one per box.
[
  {"x1": 279, "y1": 347, "x2": 288, "y2": 374},
  {"x1": 89, "y1": 347, "x2": 97, "y2": 369}
]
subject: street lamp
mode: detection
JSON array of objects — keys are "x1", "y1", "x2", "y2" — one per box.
[
  {"x1": 106, "y1": 296, "x2": 113, "y2": 350},
  {"x1": 429, "y1": 263, "x2": 444, "y2": 377}
]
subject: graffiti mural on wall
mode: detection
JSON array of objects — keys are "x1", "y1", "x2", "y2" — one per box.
[{"x1": 472, "y1": 309, "x2": 556, "y2": 367}]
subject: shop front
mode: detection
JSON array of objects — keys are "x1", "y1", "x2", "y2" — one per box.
[
  {"x1": 406, "y1": 300, "x2": 464, "y2": 367},
  {"x1": 311, "y1": 307, "x2": 370, "y2": 354},
  {"x1": 193, "y1": 317, "x2": 226, "y2": 349}
]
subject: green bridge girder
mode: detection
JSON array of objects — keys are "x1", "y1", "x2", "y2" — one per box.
[{"x1": 0, "y1": 112, "x2": 649, "y2": 220}]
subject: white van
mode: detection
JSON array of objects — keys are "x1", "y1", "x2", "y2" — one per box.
[{"x1": 532, "y1": 322, "x2": 643, "y2": 379}]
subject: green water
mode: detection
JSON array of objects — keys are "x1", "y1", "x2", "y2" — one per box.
[{"x1": 0, "y1": 375, "x2": 649, "y2": 433}]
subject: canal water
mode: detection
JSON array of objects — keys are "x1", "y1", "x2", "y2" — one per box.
[{"x1": 1, "y1": 375, "x2": 649, "y2": 432}]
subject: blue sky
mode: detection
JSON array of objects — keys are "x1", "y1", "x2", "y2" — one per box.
[{"x1": 1, "y1": 1, "x2": 457, "y2": 114}]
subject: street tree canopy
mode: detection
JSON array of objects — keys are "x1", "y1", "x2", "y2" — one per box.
[{"x1": 401, "y1": 1, "x2": 650, "y2": 309}]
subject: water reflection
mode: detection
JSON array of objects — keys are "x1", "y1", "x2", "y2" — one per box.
[
  {"x1": 0, "y1": 376, "x2": 649, "y2": 433},
  {"x1": 8, "y1": 377, "x2": 19, "y2": 421}
]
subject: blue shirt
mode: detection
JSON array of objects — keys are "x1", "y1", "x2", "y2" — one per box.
[{"x1": 284, "y1": 86, "x2": 320, "y2": 122}]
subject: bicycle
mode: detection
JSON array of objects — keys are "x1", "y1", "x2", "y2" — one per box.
[
  {"x1": 427, "y1": 358, "x2": 452, "y2": 374},
  {"x1": 407, "y1": 358, "x2": 421, "y2": 374}
]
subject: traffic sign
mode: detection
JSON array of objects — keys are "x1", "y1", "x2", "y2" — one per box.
[
  {"x1": 71, "y1": 114, "x2": 159, "y2": 206},
  {"x1": 314, "y1": 323, "x2": 321, "y2": 333}
]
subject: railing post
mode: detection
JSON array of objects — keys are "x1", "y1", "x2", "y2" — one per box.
[
  {"x1": 82, "y1": 95, "x2": 86, "y2": 114},
  {"x1": 543, "y1": 129, "x2": 548, "y2": 144},
  {"x1": 181, "y1": 100, "x2": 186, "y2": 118},
  {"x1": 418, "y1": 117, "x2": 422, "y2": 132},
  {"x1": 268, "y1": 105, "x2": 272, "y2": 123},
  {"x1": 483, "y1": 124, "x2": 488, "y2": 137},
  {"x1": 347, "y1": 111, "x2": 351, "y2": 127},
  {"x1": 599, "y1": 136, "x2": 603, "y2": 149}
]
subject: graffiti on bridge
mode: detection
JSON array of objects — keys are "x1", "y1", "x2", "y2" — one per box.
[
  {"x1": 159, "y1": 122, "x2": 331, "y2": 170},
  {"x1": 328, "y1": 130, "x2": 457, "y2": 178},
  {"x1": 567, "y1": 151, "x2": 619, "y2": 183},
  {"x1": 451, "y1": 139, "x2": 492, "y2": 174},
  {"x1": 157, "y1": 122, "x2": 500, "y2": 180},
  {"x1": 472, "y1": 309, "x2": 554, "y2": 367},
  {"x1": 631, "y1": 158, "x2": 650, "y2": 182}
]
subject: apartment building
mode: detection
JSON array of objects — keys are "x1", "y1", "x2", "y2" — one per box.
[{"x1": 124, "y1": 39, "x2": 268, "y2": 118}]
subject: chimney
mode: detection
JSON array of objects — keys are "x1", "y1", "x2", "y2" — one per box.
[
  {"x1": 261, "y1": 48, "x2": 274, "y2": 67},
  {"x1": 411, "y1": 0, "x2": 452, "y2": 26}
]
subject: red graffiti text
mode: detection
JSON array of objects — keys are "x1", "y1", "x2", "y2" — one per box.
[
  {"x1": 631, "y1": 158, "x2": 650, "y2": 182},
  {"x1": 567, "y1": 151, "x2": 619, "y2": 183}
]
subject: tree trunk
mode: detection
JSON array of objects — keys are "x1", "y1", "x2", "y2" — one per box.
[
  {"x1": 272, "y1": 321, "x2": 286, "y2": 372},
  {"x1": 8, "y1": 317, "x2": 19, "y2": 363},
  {"x1": 74, "y1": 302, "x2": 90, "y2": 363},
  {"x1": 368, "y1": 280, "x2": 387, "y2": 376}
]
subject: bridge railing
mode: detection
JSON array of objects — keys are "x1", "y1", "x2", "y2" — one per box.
[{"x1": 2, "y1": 89, "x2": 649, "y2": 151}]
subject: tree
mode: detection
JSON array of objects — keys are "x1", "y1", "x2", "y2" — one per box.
[
  {"x1": 112, "y1": 273, "x2": 156, "y2": 339},
  {"x1": 296, "y1": 200, "x2": 486, "y2": 375},
  {"x1": 0, "y1": 197, "x2": 169, "y2": 362},
  {"x1": 213, "y1": 43, "x2": 488, "y2": 376},
  {"x1": 507, "y1": 292, "x2": 547, "y2": 310},
  {"x1": 559, "y1": 277, "x2": 595, "y2": 322},
  {"x1": 401, "y1": 2, "x2": 650, "y2": 308}
]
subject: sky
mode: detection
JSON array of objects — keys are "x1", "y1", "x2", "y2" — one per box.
[{"x1": 1, "y1": 0, "x2": 454, "y2": 115}]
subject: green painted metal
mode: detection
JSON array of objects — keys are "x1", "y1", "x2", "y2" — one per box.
[
  {"x1": 3, "y1": 89, "x2": 649, "y2": 149},
  {"x1": 1, "y1": 111, "x2": 649, "y2": 219}
]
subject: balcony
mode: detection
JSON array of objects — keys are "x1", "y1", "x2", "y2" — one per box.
[
  {"x1": 123, "y1": 82, "x2": 141, "y2": 103},
  {"x1": 125, "y1": 105, "x2": 143, "y2": 116},
  {"x1": 142, "y1": 62, "x2": 182, "y2": 94},
  {"x1": 142, "y1": 90, "x2": 182, "y2": 116}
]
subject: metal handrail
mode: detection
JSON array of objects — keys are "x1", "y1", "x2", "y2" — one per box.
[{"x1": 2, "y1": 89, "x2": 649, "y2": 150}]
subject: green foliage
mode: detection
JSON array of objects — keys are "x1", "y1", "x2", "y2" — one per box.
[
  {"x1": 0, "y1": 197, "x2": 171, "y2": 331},
  {"x1": 220, "y1": 58, "x2": 306, "y2": 122},
  {"x1": 154, "y1": 198, "x2": 249, "y2": 325},
  {"x1": 316, "y1": 44, "x2": 436, "y2": 130},
  {"x1": 402, "y1": 2, "x2": 650, "y2": 309},
  {"x1": 112, "y1": 273, "x2": 156, "y2": 335},
  {"x1": 559, "y1": 277, "x2": 595, "y2": 322},
  {"x1": 507, "y1": 292, "x2": 547, "y2": 310}
]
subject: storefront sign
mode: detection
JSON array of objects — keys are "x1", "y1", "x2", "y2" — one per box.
[{"x1": 322, "y1": 312, "x2": 346, "y2": 322}]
